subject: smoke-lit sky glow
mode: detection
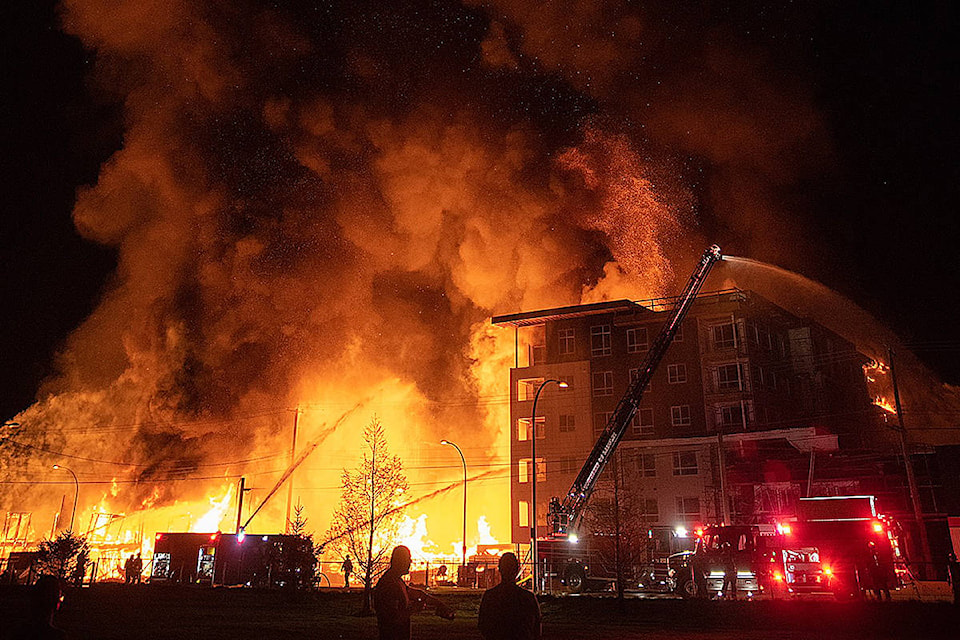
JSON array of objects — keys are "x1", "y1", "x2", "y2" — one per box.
[{"x1": 3, "y1": 2, "x2": 959, "y2": 552}]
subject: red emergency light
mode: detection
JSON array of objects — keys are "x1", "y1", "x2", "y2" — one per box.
[
  {"x1": 776, "y1": 523, "x2": 792, "y2": 535},
  {"x1": 823, "y1": 565, "x2": 833, "y2": 576},
  {"x1": 156, "y1": 533, "x2": 163, "y2": 541},
  {"x1": 871, "y1": 521, "x2": 884, "y2": 534},
  {"x1": 209, "y1": 533, "x2": 218, "y2": 542}
]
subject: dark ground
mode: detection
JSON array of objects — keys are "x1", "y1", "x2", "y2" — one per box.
[{"x1": 1, "y1": 585, "x2": 958, "y2": 640}]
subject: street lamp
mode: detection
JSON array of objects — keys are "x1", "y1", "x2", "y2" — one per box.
[
  {"x1": 440, "y1": 439, "x2": 467, "y2": 576},
  {"x1": 530, "y1": 378, "x2": 568, "y2": 593},
  {"x1": 52, "y1": 464, "x2": 79, "y2": 533}
]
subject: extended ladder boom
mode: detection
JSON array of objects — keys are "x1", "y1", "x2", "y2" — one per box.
[{"x1": 548, "y1": 244, "x2": 723, "y2": 536}]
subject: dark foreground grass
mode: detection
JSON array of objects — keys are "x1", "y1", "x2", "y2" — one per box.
[{"x1": 1, "y1": 585, "x2": 958, "y2": 640}]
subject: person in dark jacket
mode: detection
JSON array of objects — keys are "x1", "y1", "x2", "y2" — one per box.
[
  {"x1": 21, "y1": 575, "x2": 68, "y2": 639},
  {"x1": 478, "y1": 552, "x2": 541, "y2": 640},
  {"x1": 374, "y1": 545, "x2": 454, "y2": 640}
]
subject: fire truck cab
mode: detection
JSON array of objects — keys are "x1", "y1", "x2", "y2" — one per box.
[{"x1": 676, "y1": 524, "x2": 780, "y2": 598}]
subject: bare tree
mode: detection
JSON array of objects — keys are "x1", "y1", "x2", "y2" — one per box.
[
  {"x1": 324, "y1": 416, "x2": 409, "y2": 614},
  {"x1": 582, "y1": 453, "x2": 654, "y2": 598}
]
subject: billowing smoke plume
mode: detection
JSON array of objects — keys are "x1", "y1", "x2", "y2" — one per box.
[{"x1": 4, "y1": 1, "x2": 835, "y2": 544}]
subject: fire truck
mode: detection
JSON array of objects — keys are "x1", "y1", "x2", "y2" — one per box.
[
  {"x1": 150, "y1": 532, "x2": 315, "y2": 587},
  {"x1": 535, "y1": 245, "x2": 723, "y2": 592},
  {"x1": 776, "y1": 495, "x2": 901, "y2": 598},
  {"x1": 671, "y1": 495, "x2": 902, "y2": 599}
]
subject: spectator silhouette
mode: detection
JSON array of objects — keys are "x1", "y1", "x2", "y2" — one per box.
[
  {"x1": 478, "y1": 552, "x2": 541, "y2": 640},
  {"x1": 373, "y1": 545, "x2": 454, "y2": 640},
  {"x1": 21, "y1": 575, "x2": 68, "y2": 639}
]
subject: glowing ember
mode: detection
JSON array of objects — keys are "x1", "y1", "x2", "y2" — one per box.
[{"x1": 873, "y1": 396, "x2": 897, "y2": 414}]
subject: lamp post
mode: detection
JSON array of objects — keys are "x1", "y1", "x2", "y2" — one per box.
[
  {"x1": 441, "y1": 439, "x2": 467, "y2": 576},
  {"x1": 530, "y1": 378, "x2": 567, "y2": 593},
  {"x1": 52, "y1": 464, "x2": 79, "y2": 533}
]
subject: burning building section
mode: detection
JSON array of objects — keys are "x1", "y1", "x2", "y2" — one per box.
[{"x1": 2, "y1": 2, "x2": 959, "y2": 590}]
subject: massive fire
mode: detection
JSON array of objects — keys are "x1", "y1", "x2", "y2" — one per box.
[{"x1": 2, "y1": 0, "x2": 874, "y2": 583}]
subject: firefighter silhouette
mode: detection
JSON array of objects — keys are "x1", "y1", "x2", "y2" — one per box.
[{"x1": 342, "y1": 555, "x2": 353, "y2": 588}]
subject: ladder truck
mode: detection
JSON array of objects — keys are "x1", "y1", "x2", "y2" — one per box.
[{"x1": 540, "y1": 245, "x2": 723, "y2": 592}]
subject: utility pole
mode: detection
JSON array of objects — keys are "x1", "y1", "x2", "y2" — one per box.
[
  {"x1": 235, "y1": 476, "x2": 250, "y2": 534},
  {"x1": 285, "y1": 408, "x2": 300, "y2": 533},
  {"x1": 613, "y1": 452, "x2": 624, "y2": 603},
  {"x1": 888, "y1": 347, "x2": 933, "y2": 579}
]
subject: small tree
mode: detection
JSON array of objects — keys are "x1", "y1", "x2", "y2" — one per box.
[
  {"x1": 282, "y1": 501, "x2": 317, "y2": 589},
  {"x1": 288, "y1": 500, "x2": 309, "y2": 536},
  {"x1": 324, "y1": 416, "x2": 409, "y2": 614},
  {"x1": 35, "y1": 531, "x2": 89, "y2": 580}
]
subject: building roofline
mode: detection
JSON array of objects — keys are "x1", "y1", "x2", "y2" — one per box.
[
  {"x1": 490, "y1": 289, "x2": 753, "y2": 328},
  {"x1": 491, "y1": 299, "x2": 644, "y2": 327}
]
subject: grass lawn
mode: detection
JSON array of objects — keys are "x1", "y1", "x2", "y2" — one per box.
[{"x1": 1, "y1": 585, "x2": 957, "y2": 639}]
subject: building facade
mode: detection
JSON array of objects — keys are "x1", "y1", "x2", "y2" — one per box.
[{"x1": 493, "y1": 289, "x2": 876, "y2": 544}]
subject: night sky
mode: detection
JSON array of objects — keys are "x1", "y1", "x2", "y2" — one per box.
[{"x1": 3, "y1": 1, "x2": 958, "y2": 421}]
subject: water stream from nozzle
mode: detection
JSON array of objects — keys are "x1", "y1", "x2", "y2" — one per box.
[
  {"x1": 717, "y1": 254, "x2": 901, "y2": 364},
  {"x1": 721, "y1": 255, "x2": 846, "y2": 300}
]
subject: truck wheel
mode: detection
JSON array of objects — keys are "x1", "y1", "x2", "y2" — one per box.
[
  {"x1": 564, "y1": 566, "x2": 586, "y2": 594},
  {"x1": 678, "y1": 577, "x2": 698, "y2": 599}
]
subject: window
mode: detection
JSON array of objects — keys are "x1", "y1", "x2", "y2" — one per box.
[
  {"x1": 594, "y1": 411, "x2": 612, "y2": 436},
  {"x1": 559, "y1": 414, "x2": 576, "y2": 433},
  {"x1": 632, "y1": 408, "x2": 654, "y2": 436},
  {"x1": 753, "y1": 366, "x2": 777, "y2": 391},
  {"x1": 591, "y1": 325, "x2": 612, "y2": 357},
  {"x1": 639, "y1": 498, "x2": 659, "y2": 522},
  {"x1": 667, "y1": 363, "x2": 687, "y2": 384},
  {"x1": 712, "y1": 323, "x2": 737, "y2": 349},
  {"x1": 676, "y1": 496, "x2": 701, "y2": 524},
  {"x1": 718, "y1": 404, "x2": 746, "y2": 429},
  {"x1": 636, "y1": 452, "x2": 656, "y2": 477},
  {"x1": 559, "y1": 328, "x2": 576, "y2": 355},
  {"x1": 627, "y1": 327, "x2": 648, "y2": 353},
  {"x1": 517, "y1": 417, "x2": 545, "y2": 441},
  {"x1": 559, "y1": 457, "x2": 579, "y2": 475},
  {"x1": 517, "y1": 377, "x2": 544, "y2": 401},
  {"x1": 535, "y1": 458, "x2": 546, "y2": 482},
  {"x1": 716, "y1": 363, "x2": 744, "y2": 391},
  {"x1": 527, "y1": 325, "x2": 546, "y2": 365},
  {"x1": 592, "y1": 371, "x2": 614, "y2": 396},
  {"x1": 670, "y1": 405, "x2": 691, "y2": 427},
  {"x1": 518, "y1": 501, "x2": 529, "y2": 528},
  {"x1": 518, "y1": 458, "x2": 545, "y2": 483},
  {"x1": 673, "y1": 451, "x2": 699, "y2": 476}
]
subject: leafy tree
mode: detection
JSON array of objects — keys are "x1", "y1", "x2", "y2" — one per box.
[
  {"x1": 35, "y1": 531, "x2": 89, "y2": 580},
  {"x1": 324, "y1": 416, "x2": 409, "y2": 614}
]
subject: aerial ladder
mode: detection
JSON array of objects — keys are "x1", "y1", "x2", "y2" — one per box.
[{"x1": 547, "y1": 244, "x2": 723, "y2": 538}]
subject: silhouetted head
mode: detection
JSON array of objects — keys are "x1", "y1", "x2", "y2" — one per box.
[
  {"x1": 498, "y1": 552, "x2": 520, "y2": 583},
  {"x1": 32, "y1": 575, "x2": 63, "y2": 618},
  {"x1": 390, "y1": 545, "x2": 412, "y2": 575}
]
